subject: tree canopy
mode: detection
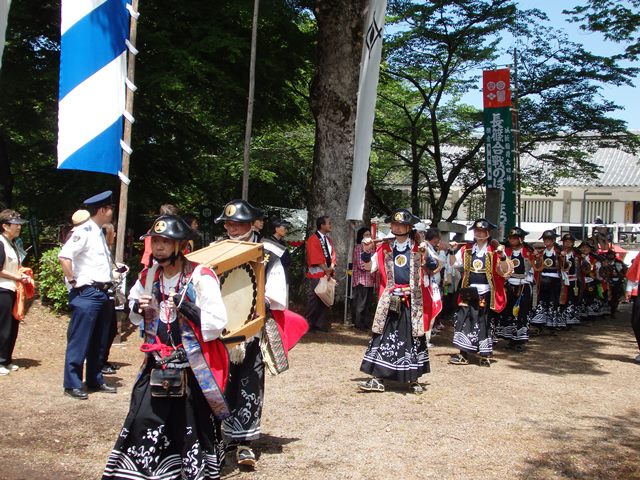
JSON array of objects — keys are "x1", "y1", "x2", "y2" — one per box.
[{"x1": 368, "y1": 0, "x2": 639, "y2": 223}]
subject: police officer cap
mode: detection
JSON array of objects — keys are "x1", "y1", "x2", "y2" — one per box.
[
  {"x1": 508, "y1": 226, "x2": 528, "y2": 238},
  {"x1": 272, "y1": 217, "x2": 292, "y2": 228},
  {"x1": 0, "y1": 209, "x2": 28, "y2": 225},
  {"x1": 539, "y1": 230, "x2": 559, "y2": 239},
  {"x1": 215, "y1": 199, "x2": 263, "y2": 224},
  {"x1": 561, "y1": 233, "x2": 576, "y2": 242},
  {"x1": 83, "y1": 190, "x2": 113, "y2": 209},
  {"x1": 468, "y1": 218, "x2": 496, "y2": 231},
  {"x1": 142, "y1": 215, "x2": 197, "y2": 241},
  {"x1": 384, "y1": 208, "x2": 420, "y2": 225}
]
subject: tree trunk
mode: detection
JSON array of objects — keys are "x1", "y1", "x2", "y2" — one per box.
[
  {"x1": 309, "y1": 0, "x2": 367, "y2": 303},
  {"x1": 0, "y1": 135, "x2": 13, "y2": 209}
]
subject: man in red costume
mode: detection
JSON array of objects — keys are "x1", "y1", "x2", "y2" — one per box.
[
  {"x1": 448, "y1": 218, "x2": 510, "y2": 366},
  {"x1": 625, "y1": 254, "x2": 640, "y2": 363},
  {"x1": 305, "y1": 215, "x2": 337, "y2": 332},
  {"x1": 358, "y1": 208, "x2": 431, "y2": 394}
]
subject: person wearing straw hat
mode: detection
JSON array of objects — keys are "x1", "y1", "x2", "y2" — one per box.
[
  {"x1": 448, "y1": 218, "x2": 511, "y2": 366},
  {"x1": 58, "y1": 191, "x2": 117, "y2": 400},
  {"x1": 103, "y1": 214, "x2": 229, "y2": 479},
  {"x1": 0, "y1": 209, "x2": 29, "y2": 375},
  {"x1": 358, "y1": 208, "x2": 431, "y2": 394}
]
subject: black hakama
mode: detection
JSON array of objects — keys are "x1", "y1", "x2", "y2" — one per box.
[{"x1": 360, "y1": 303, "x2": 430, "y2": 383}]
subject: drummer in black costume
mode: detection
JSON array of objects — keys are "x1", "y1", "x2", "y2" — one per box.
[
  {"x1": 496, "y1": 227, "x2": 534, "y2": 352},
  {"x1": 214, "y1": 199, "x2": 265, "y2": 468},
  {"x1": 529, "y1": 230, "x2": 565, "y2": 333}
]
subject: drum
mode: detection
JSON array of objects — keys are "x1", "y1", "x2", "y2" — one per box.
[{"x1": 186, "y1": 240, "x2": 265, "y2": 347}]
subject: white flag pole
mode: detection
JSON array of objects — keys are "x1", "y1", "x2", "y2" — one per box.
[
  {"x1": 116, "y1": 0, "x2": 139, "y2": 264},
  {"x1": 0, "y1": 1, "x2": 12, "y2": 71}
]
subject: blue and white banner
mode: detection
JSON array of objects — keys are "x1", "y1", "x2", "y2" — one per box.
[
  {"x1": 58, "y1": 0, "x2": 131, "y2": 175},
  {"x1": 346, "y1": 0, "x2": 387, "y2": 221},
  {"x1": 0, "y1": 0, "x2": 10, "y2": 71}
]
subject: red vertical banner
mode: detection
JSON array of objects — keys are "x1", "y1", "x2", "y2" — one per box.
[{"x1": 483, "y1": 68, "x2": 511, "y2": 108}]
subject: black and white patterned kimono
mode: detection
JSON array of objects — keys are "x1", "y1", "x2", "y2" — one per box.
[
  {"x1": 560, "y1": 250, "x2": 582, "y2": 326},
  {"x1": 360, "y1": 240, "x2": 430, "y2": 383},
  {"x1": 103, "y1": 262, "x2": 230, "y2": 480},
  {"x1": 530, "y1": 248, "x2": 565, "y2": 328},
  {"x1": 496, "y1": 247, "x2": 533, "y2": 343},
  {"x1": 452, "y1": 244, "x2": 504, "y2": 356},
  {"x1": 581, "y1": 254, "x2": 606, "y2": 317}
]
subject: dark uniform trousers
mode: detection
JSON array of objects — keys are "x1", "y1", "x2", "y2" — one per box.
[
  {"x1": 632, "y1": 295, "x2": 640, "y2": 351},
  {"x1": 64, "y1": 286, "x2": 112, "y2": 389},
  {"x1": 306, "y1": 277, "x2": 329, "y2": 329}
]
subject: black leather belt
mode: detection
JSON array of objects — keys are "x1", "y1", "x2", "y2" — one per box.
[{"x1": 76, "y1": 282, "x2": 113, "y2": 293}]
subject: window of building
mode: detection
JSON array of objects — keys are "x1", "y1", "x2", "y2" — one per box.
[
  {"x1": 584, "y1": 200, "x2": 612, "y2": 224},
  {"x1": 522, "y1": 199, "x2": 552, "y2": 222}
]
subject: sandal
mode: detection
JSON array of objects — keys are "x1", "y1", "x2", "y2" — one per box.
[
  {"x1": 237, "y1": 444, "x2": 257, "y2": 468},
  {"x1": 479, "y1": 357, "x2": 491, "y2": 367},
  {"x1": 409, "y1": 382, "x2": 424, "y2": 395},
  {"x1": 448, "y1": 354, "x2": 469, "y2": 365},
  {"x1": 359, "y1": 378, "x2": 385, "y2": 392}
]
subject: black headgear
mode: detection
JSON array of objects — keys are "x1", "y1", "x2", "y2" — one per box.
[
  {"x1": 384, "y1": 208, "x2": 420, "y2": 225},
  {"x1": 578, "y1": 240, "x2": 596, "y2": 250},
  {"x1": 508, "y1": 226, "x2": 528, "y2": 238},
  {"x1": 539, "y1": 230, "x2": 559, "y2": 240},
  {"x1": 561, "y1": 233, "x2": 576, "y2": 242},
  {"x1": 215, "y1": 199, "x2": 263, "y2": 224},
  {"x1": 469, "y1": 218, "x2": 496, "y2": 231},
  {"x1": 272, "y1": 217, "x2": 292, "y2": 228},
  {"x1": 141, "y1": 215, "x2": 197, "y2": 241}
]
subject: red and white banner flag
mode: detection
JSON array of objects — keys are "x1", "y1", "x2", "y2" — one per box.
[
  {"x1": 0, "y1": 0, "x2": 11, "y2": 71},
  {"x1": 346, "y1": 0, "x2": 387, "y2": 221}
]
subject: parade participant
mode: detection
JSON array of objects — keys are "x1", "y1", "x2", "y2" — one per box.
[
  {"x1": 58, "y1": 191, "x2": 117, "y2": 399},
  {"x1": 252, "y1": 213, "x2": 267, "y2": 242},
  {"x1": 529, "y1": 230, "x2": 565, "y2": 332},
  {"x1": 448, "y1": 219, "x2": 511, "y2": 366},
  {"x1": 421, "y1": 227, "x2": 444, "y2": 346},
  {"x1": 263, "y1": 217, "x2": 293, "y2": 308},
  {"x1": 305, "y1": 215, "x2": 336, "y2": 332},
  {"x1": 182, "y1": 213, "x2": 201, "y2": 253},
  {"x1": 604, "y1": 249, "x2": 627, "y2": 316},
  {"x1": 496, "y1": 227, "x2": 534, "y2": 352},
  {"x1": 559, "y1": 233, "x2": 583, "y2": 326},
  {"x1": 578, "y1": 240, "x2": 606, "y2": 317},
  {"x1": 350, "y1": 227, "x2": 375, "y2": 331},
  {"x1": 214, "y1": 199, "x2": 270, "y2": 468},
  {"x1": 358, "y1": 208, "x2": 431, "y2": 394},
  {"x1": 0, "y1": 210, "x2": 29, "y2": 375},
  {"x1": 625, "y1": 253, "x2": 640, "y2": 363},
  {"x1": 141, "y1": 204, "x2": 179, "y2": 266},
  {"x1": 103, "y1": 215, "x2": 229, "y2": 479}
]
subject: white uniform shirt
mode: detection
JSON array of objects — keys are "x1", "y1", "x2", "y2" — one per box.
[
  {"x1": 128, "y1": 265, "x2": 227, "y2": 342},
  {"x1": 58, "y1": 219, "x2": 112, "y2": 287}
]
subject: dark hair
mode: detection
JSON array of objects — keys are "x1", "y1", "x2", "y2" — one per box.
[
  {"x1": 316, "y1": 215, "x2": 330, "y2": 230},
  {"x1": 182, "y1": 213, "x2": 197, "y2": 227},
  {"x1": 425, "y1": 227, "x2": 440, "y2": 241},
  {"x1": 87, "y1": 204, "x2": 110, "y2": 216},
  {"x1": 356, "y1": 227, "x2": 370, "y2": 244}
]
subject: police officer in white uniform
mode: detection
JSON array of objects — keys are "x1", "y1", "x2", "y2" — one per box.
[{"x1": 58, "y1": 191, "x2": 117, "y2": 400}]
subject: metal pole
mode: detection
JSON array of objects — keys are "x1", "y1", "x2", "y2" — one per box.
[
  {"x1": 581, "y1": 188, "x2": 589, "y2": 241},
  {"x1": 115, "y1": 0, "x2": 139, "y2": 264},
  {"x1": 241, "y1": 0, "x2": 260, "y2": 200}
]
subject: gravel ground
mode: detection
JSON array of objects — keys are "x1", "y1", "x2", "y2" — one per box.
[{"x1": 1, "y1": 300, "x2": 640, "y2": 479}]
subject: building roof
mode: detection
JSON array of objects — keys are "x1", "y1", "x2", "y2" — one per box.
[{"x1": 519, "y1": 145, "x2": 640, "y2": 187}]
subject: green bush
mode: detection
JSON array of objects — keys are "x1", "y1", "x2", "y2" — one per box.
[{"x1": 38, "y1": 246, "x2": 69, "y2": 313}]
